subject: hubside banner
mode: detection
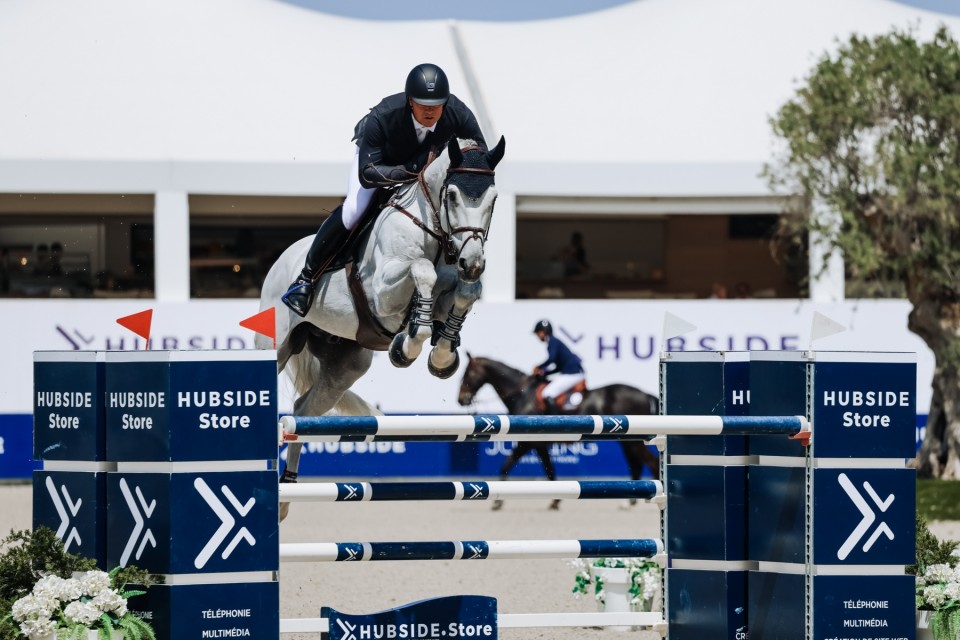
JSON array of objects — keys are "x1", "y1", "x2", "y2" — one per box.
[{"x1": 0, "y1": 299, "x2": 932, "y2": 479}]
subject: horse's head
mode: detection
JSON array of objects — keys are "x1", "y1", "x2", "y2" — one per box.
[
  {"x1": 425, "y1": 136, "x2": 505, "y2": 283},
  {"x1": 457, "y1": 352, "x2": 485, "y2": 406}
]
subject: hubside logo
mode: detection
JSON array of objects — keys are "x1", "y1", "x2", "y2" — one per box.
[
  {"x1": 119, "y1": 478, "x2": 157, "y2": 566},
  {"x1": 45, "y1": 476, "x2": 82, "y2": 551},
  {"x1": 837, "y1": 472, "x2": 895, "y2": 561},
  {"x1": 193, "y1": 478, "x2": 257, "y2": 569}
]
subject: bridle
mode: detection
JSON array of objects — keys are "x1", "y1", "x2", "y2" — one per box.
[{"x1": 392, "y1": 145, "x2": 495, "y2": 265}]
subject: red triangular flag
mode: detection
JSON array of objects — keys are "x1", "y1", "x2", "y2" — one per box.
[
  {"x1": 240, "y1": 307, "x2": 276, "y2": 348},
  {"x1": 116, "y1": 309, "x2": 153, "y2": 348}
]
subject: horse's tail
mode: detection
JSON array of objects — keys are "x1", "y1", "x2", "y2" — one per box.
[
  {"x1": 278, "y1": 322, "x2": 319, "y2": 397},
  {"x1": 331, "y1": 389, "x2": 384, "y2": 417}
]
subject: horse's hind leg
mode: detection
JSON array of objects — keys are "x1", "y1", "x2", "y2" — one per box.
[
  {"x1": 281, "y1": 333, "x2": 373, "y2": 521},
  {"x1": 428, "y1": 278, "x2": 481, "y2": 379}
]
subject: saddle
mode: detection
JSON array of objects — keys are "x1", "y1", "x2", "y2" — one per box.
[
  {"x1": 327, "y1": 187, "x2": 428, "y2": 352},
  {"x1": 325, "y1": 188, "x2": 394, "y2": 274},
  {"x1": 534, "y1": 379, "x2": 588, "y2": 413}
]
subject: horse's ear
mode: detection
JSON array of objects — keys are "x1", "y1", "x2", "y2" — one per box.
[
  {"x1": 448, "y1": 137, "x2": 463, "y2": 168},
  {"x1": 486, "y1": 136, "x2": 506, "y2": 169}
]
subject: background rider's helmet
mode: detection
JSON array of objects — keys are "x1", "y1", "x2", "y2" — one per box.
[
  {"x1": 405, "y1": 63, "x2": 450, "y2": 107},
  {"x1": 533, "y1": 320, "x2": 553, "y2": 335}
]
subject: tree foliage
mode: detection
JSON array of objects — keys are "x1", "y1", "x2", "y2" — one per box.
[{"x1": 767, "y1": 25, "x2": 960, "y2": 477}]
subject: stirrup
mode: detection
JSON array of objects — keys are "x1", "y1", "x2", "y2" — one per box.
[{"x1": 281, "y1": 278, "x2": 316, "y2": 318}]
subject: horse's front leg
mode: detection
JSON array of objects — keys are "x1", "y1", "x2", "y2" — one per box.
[
  {"x1": 388, "y1": 258, "x2": 437, "y2": 368},
  {"x1": 427, "y1": 278, "x2": 481, "y2": 379}
]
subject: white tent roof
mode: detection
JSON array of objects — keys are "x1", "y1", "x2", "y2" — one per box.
[{"x1": 1, "y1": 0, "x2": 958, "y2": 196}]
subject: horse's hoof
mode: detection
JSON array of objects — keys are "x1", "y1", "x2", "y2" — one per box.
[
  {"x1": 549, "y1": 499, "x2": 561, "y2": 511},
  {"x1": 491, "y1": 499, "x2": 504, "y2": 511},
  {"x1": 428, "y1": 350, "x2": 460, "y2": 379},
  {"x1": 388, "y1": 334, "x2": 415, "y2": 368},
  {"x1": 279, "y1": 502, "x2": 291, "y2": 522}
]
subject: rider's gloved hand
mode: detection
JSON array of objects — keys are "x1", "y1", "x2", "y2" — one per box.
[{"x1": 386, "y1": 164, "x2": 419, "y2": 183}]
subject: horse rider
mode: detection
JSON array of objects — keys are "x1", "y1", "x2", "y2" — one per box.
[
  {"x1": 532, "y1": 319, "x2": 586, "y2": 413},
  {"x1": 281, "y1": 62, "x2": 488, "y2": 317}
]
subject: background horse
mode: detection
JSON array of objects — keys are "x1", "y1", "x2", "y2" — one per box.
[
  {"x1": 456, "y1": 353, "x2": 659, "y2": 509},
  {"x1": 259, "y1": 137, "x2": 505, "y2": 519}
]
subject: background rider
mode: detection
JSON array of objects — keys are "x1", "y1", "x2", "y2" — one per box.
[{"x1": 532, "y1": 319, "x2": 586, "y2": 413}]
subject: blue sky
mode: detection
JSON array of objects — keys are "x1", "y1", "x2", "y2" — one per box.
[
  {"x1": 277, "y1": 0, "x2": 960, "y2": 20},
  {"x1": 276, "y1": 0, "x2": 638, "y2": 21}
]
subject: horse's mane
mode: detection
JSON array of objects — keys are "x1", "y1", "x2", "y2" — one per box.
[{"x1": 475, "y1": 355, "x2": 527, "y2": 383}]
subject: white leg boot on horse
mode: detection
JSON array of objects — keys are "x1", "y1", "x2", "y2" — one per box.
[
  {"x1": 388, "y1": 258, "x2": 439, "y2": 369},
  {"x1": 427, "y1": 278, "x2": 481, "y2": 379}
]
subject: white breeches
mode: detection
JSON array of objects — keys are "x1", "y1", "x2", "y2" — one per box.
[
  {"x1": 542, "y1": 373, "x2": 585, "y2": 400},
  {"x1": 343, "y1": 146, "x2": 375, "y2": 230}
]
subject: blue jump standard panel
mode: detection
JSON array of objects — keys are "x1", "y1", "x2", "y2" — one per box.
[
  {"x1": 33, "y1": 470, "x2": 108, "y2": 567},
  {"x1": 104, "y1": 350, "x2": 277, "y2": 462},
  {"x1": 99, "y1": 350, "x2": 281, "y2": 640},
  {"x1": 33, "y1": 351, "x2": 110, "y2": 566},
  {"x1": 747, "y1": 351, "x2": 917, "y2": 640},
  {"x1": 33, "y1": 351, "x2": 106, "y2": 462},
  {"x1": 105, "y1": 470, "x2": 279, "y2": 574},
  {"x1": 663, "y1": 351, "x2": 749, "y2": 640}
]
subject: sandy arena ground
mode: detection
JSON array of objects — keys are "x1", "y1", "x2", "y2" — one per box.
[{"x1": 3, "y1": 481, "x2": 957, "y2": 639}]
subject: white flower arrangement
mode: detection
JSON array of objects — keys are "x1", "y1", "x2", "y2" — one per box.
[
  {"x1": 916, "y1": 561, "x2": 960, "y2": 640},
  {"x1": 569, "y1": 557, "x2": 661, "y2": 610},
  {"x1": 8, "y1": 568, "x2": 152, "y2": 640}
]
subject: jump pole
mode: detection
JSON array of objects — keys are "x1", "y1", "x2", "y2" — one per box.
[
  {"x1": 279, "y1": 538, "x2": 664, "y2": 562},
  {"x1": 278, "y1": 479, "x2": 663, "y2": 502},
  {"x1": 280, "y1": 413, "x2": 810, "y2": 441}
]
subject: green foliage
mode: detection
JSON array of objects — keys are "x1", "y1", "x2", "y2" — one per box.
[
  {"x1": 0, "y1": 527, "x2": 98, "y2": 640},
  {"x1": 932, "y1": 608, "x2": 960, "y2": 639},
  {"x1": 767, "y1": 25, "x2": 960, "y2": 311},
  {"x1": 0, "y1": 527, "x2": 98, "y2": 601},
  {"x1": 0, "y1": 527, "x2": 158, "y2": 640},
  {"x1": 909, "y1": 513, "x2": 960, "y2": 576}
]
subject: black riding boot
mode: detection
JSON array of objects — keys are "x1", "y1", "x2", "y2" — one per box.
[{"x1": 281, "y1": 206, "x2": 351, "y2": 317}]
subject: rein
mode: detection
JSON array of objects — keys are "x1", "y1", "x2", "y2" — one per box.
[{"x1": 394, "y1": 145, "x2": 494, "y2": 265}]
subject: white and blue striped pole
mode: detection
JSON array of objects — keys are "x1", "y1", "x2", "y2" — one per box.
[
  {"x1": 278, "y1": 479, "x2": 661, "y2": 502},
  {"x1": 279, "y1": 538, "x2": 664, "y2": 562},
  {"x1": 280, "y1": 414, "x2": 808, "y2": 442}
]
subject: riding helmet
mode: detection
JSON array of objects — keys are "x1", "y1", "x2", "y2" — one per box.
[
  {"x1": 405, "y1": 63, "x2": 450, "y2": 106},
  {"x1": 533, "y1": 319, "x2": 553, "y2": 335}
]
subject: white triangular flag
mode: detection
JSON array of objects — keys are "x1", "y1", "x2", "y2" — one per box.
[
  {"x1": 810, "y1": 311, "x2": 846, "y2": 345},
  {"x1": 662, "y1": 312, "x2": 697, "y2": 343}
]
